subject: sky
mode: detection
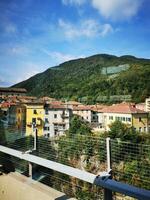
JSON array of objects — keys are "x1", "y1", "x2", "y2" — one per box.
[{"x1": 0, "y1": 0, "x2": 150, "y2": 86}]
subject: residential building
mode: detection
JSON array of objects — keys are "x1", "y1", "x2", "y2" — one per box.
[
  {"x1": 136, "y1": 103, "x2": 146, "y2": 111},
  {"x1": 90, "y1": 105, "x2": 106, "y2": 131},
  {"x1": 101, "y1": 103, "x2": 149, "y2": 133},
  {"x1": 25, "y1": 103, "x2": 44, "y2": 136},
  {"x1": 63, "y1": 101, "x2": 82, "y2": 109},
  {"x1": 145, "y1": 97, "x2": 150, "y2": 112},
  {"x1": 73, "y1": 105, "x2": 92, "y2": 123},
  {"x1": 8, "y1": 104, "x2": 26, "y2": 135},
  {"x1": 44, "y1": 104, "x2": 72, "y2": 137},
  {"x1": 0, "y1": 87, "x2": 27, "y2": 96}
]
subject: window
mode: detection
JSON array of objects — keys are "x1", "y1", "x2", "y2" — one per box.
[
  {"x1": 123, "y1": 117, "x2": 125, "y2": 121},
  {"x1": 54, "y1": 114, "x2": 57, "y2": 118},
  {"x1": 109, "y1": 116, "x2": 113, "y2": 120},
  {"x1": 115, "y1": 117, "x2": 119, "y2": 121},
  {"x1": 44, "y1": 127, "x2": 50, "y2": 131},
  {"x1": 54, "y1": 130, "x2": 58, "y2": 136},
  {"x1": 32, "y1": 118, "x2": 36, "y2": 124},
  {"x1": 127, "y1": 118, "x2": 131, "y2": 122},
  {"x1": 33, "y1": 109, "x2": 37, "y2": 114},
  {"x1": 139, "y1": 127, "x2": 142, "y2": 132},
  {"x1": 45, "y1": 118, "x2": 49, "y2": 123},
  {"x1": 139, "y1": 117, "x2": 142, "y2": 122},
  {"x1": 45, "y1": 109, "x2": 48, "y2": 115},
  {"x1": 144, "y1": 127, "x2": 146, "y2": 132},
  {"x1": 87, "y1": 116, "x2": 88, "y2": 120}
]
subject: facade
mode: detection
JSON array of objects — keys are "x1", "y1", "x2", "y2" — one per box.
[
  {"x1": 0, "y1": 87, "x2": 27, "y2": 96},
  {"x1": 63, "y1": 101, "x2": 82, "y2": 109},
  {"x1": 73, "y1": 105, "x2": 92, "y2": 123},
  {"x1": 91, "y1": 110, "x2": 105, "y2": 131},
  {"x1": 44, "y1": 104, "x2": 72, "y2": 137},
  {"x1": 101, "y1": 103, "x2": 149, "y2": 133},
  {"x1": 136, "y1": 103, "x2": 146, "y2": 111},
  {"x1": 145, "y1": 97, "x2": 150, "y2": 112},
  {"x1": 25, "y1": 103, "x2": 44, "y2": 136},
  {"x1": 8, "y1": 105, "x2": 26, "y2": 135},
  {"x1": 90, "y1": 105, "x2": 107, "y2": 131}
]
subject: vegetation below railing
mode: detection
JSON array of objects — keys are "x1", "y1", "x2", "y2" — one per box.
[{"x1": 0, "y1": 117, "x2": 150, "y2": 199}]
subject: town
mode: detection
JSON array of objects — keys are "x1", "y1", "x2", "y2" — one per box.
[{"x1": 0, "y1": 87, "x2": 149, "y2": 138}]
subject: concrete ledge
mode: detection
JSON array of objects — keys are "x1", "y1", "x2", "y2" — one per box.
[{"x1": 0, "y1": 172, "x2": 76, "y2": 200}]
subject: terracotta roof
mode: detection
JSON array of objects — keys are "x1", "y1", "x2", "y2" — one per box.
[
  {"x1": 40, "y1": 96, "x2": 56, "y2": 101},
  {"x1": 50, "y1": 101, "x2": 63, "y2": 105},
  {"x1": 73, "y1": 105, "x2": 92, "y2": 111},
  {"x1": 18, "y1": 96, "x2": 37, "y2": 100},
  {"x1": 0, "y1": 87, "x2": 27, "y2": 93},
  {"x1": 1, "y1": 102, "x2": 16, "y2": 108},
  {"x1": 48, "y1": 104, "x2": 70, "y2": 110},
  {"x1": 90, "y1": 104, "x2": 108, "y2": 112},
  {"x1": 101, "y1": 103, "x2": 147, "y2": 114},
  {"x1": 64, "y1": 101, "x2": 82, "y2": 105}
]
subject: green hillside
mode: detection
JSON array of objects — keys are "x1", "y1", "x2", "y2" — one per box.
[{"x1": 13, "y1": 54, "x2": 150, "y2": 103}]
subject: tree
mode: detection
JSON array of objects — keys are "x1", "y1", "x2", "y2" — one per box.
[
  {"x1": 108, "y1": 121, "x2": 139, "y2": 142},
  {"x1": 69, "y1": 115, "x2": 91, "y2": 136}
]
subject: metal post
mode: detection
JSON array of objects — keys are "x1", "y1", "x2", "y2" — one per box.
[
  {"x1": 32, "y1": 123, "x2": 37, "y2": 151},
  {"x1": 33, "y1": 128, "x2": 37, "y2": 151},
  {"x1": 104, "y1": 188, "x2": 113, "y2": 200},
  {"x1": 106, "y1": 137, "x2": 111, "y2": 172},
  {"x1": 29, "y1": 162, "x2": 32, "y2": 178},
  {"x1": 105, "y1": 137, "x2": 113, "y2": 200}
]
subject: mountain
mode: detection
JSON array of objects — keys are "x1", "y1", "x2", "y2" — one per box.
[{"x1": 12, "y1": 54, "x2": 150, "y2": 103}]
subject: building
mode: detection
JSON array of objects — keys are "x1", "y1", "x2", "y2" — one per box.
[
  {"x1": 44, "y1": 103, "x2": 72, "y2": 137},
  {"x1": 73, "y1": 105, "x2": 92, "y2": 123},
  {"x1": 8, "y1": 104, "x2": 26, "y2": 135},
  {"x1": 101, "y1": 103, "x2": 149, "y2": 133},
  {"x1": 25, "y1": 103, "x2": 44, "y2": 136},
  {"x1": 0, "y1": 87, "x2": 27, "y2": 96},
  {"x1": 136, "y1": 103, "x2": 146, "y2": 111},
  {"x1": 145, "y1": 97, "x2": 150, "y2": 112},
  {"x1": 63, "y1": 101, "x2": 82, "y2": 109},
  {"x1": 90, "y1": 105, "x2": 106, "y2": 131}
]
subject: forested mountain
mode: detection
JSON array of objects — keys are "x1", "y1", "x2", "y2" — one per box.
[{"x1": 13, "y1": 54, "x2": 150, "y2": 103}]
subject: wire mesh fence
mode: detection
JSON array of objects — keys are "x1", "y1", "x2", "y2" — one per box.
[
  {"x1": 37, "y1": 169, "x2": 104, "y2": 200},
  {"x1": 0, "y1": 122, "x2": 150, "y2": 198},
  {"x1": 34, "y1": 135, "x2": 107, "y2": 174},
  {"x1": 111, "y1": 139, "x2": 150, "y2": 190}
]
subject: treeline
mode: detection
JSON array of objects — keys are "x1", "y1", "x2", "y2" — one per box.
[{"x1": 13, "y1": 54, "x2": 150, "y2": 103}]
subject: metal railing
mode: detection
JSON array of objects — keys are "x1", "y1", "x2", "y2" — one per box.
[{"x1": 0, "y1": 124, "x2": 150, "y2": 199}]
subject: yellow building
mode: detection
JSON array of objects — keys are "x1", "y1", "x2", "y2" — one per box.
[
  {"x1": 101, "y1": 103, "x2": 149, "y2": 133},
  {"x1": 25, "y1": 103, "x2": 44, "y2": 136}
]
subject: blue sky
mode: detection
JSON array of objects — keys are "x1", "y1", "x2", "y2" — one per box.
[{"x1": 0, "y1": 0, "x2": 150, "y2": 86}]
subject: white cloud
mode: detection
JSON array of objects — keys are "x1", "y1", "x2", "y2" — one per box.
[
  {"x1": 4, "y1": 22, "x2": 17, "y2": 34},
  {"x1": 43, "y1": 49, "x2": 84, "y2": 64},
  {"x1": 91, "y1": 0, "x2": 142, "y2": 20},
  {"x1": 10, "y1": 46, "x2": 29, "y2": 56},
  {"x1": 58, "y1": 18, "x2": 113, "y2": 40},
  {"x1": 62, "y1": 0, "x2": 86, "y2": 6}
]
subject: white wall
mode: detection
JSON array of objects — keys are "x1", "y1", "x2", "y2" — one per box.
[{"x1": 44, "y1": 108, "x2": 71, "y2": 137}]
